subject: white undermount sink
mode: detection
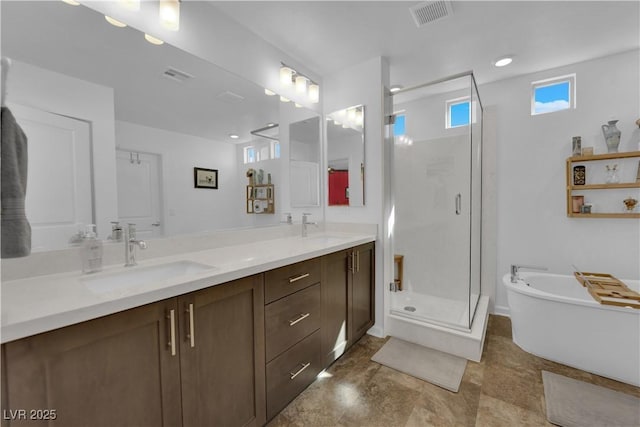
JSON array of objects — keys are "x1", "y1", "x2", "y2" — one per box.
[{"x1": 83, "y1": 261, "x2": 215, "y2": 294}]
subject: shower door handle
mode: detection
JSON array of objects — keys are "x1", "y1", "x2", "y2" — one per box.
[{"x1": 455, "y1": 193, "x2": 462, "y2": 215}]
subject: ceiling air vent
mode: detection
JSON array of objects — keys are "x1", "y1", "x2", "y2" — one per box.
[
  {"x1": 163, "y1": 67, "x2": 194, "y2": 83},
  {"x1": 409, "y1": 1, "x2": 453, "y2": 28},
  {"x1": 217, "y1": 90, "x2": 245, "y2": 104}
]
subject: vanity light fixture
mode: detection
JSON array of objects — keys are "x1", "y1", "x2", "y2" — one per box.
[
  {"x1": 494, "y1": 55, "x2": 513, "y2": 67},
  {"x1": 308, "y1": 83, "x2": 320, "y2": 104},
  {"x1": 61, "y1": 0, "x2": 81, "y2": 6},
  {"x1": 120, "y1": 0, "x2": 140, "y2": 11},
  {"x1": 280, "y1": 66, "x2": 294, "y2": 86},
  {"x1": 105, "y1": 15, "x2": 127, "y2": 27},
  {"x1": 295, "y1": 75, "x2": 308, "y2": 94},
  {"x1": 159, "y1": 0, "x2": 180, "y2": 31},
  {"x1": 144, "y1": 33, "x2": 164, "y2": 45},
  {"x1": 264, "y1": 88, "x2": 276, "y2": 96}
]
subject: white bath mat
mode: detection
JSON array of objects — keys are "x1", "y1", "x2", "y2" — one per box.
[
  {"x1": 371, "y1": 337, "x2": 467, "y2": 392},
  {"x1": 542, "y1": 370, "x2": 640, "y2": 427}
]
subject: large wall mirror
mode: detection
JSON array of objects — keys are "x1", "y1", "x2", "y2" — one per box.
[
  {"x1": 1, "y1": 1, "x2": 322, "y2": 252},
  {"x1": 326, "y1": 105, "x2": 365, "y2": 206},
  {"x1": 290, "y1": 116, "x2": 320, "y2": 207}
]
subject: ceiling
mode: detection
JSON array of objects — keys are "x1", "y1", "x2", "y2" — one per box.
[{"x1": 212, "y1": 1, "x2": 640, "y2": 89}]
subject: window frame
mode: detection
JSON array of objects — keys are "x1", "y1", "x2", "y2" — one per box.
[
  {"x1": 530, "y1": 73, "x2": 576, "y2": 116},
  {"x1": 445, "y1": 96, "x2": 476, "y2": 129}
]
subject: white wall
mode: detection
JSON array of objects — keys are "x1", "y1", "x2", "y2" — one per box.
[
  {"x1": 483, "y1": 49, "x2": 640, "y2": 314},
  {"x1": 324, "y1": 56, "x2": 390, "y2": 336},
  {"x1": 6, "y1": 60, "x2": 118, "y2": 239},
  {"x1": 115, "y1": 121, "x2": 244, "y2": 235}
]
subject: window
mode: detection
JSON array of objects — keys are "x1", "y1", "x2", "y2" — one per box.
[
  {"x1": 531, "y1": 74, "x2": 575, "y2": 115},
  {"x1": 393, "y1": 114, "x2": 406, "y2": 136},
  {"x1": 244, "y1": 146, "x2": 257, "y2": 164},
  {"x1": 446, "y1": 97, "x2": 476, "y2": 129},
  {"x1": 271, "y1": 141, "x2": 281, "y2": 159}
]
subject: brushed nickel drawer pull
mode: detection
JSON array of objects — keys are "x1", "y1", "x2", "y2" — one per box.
[
  {"x1": 289, "y1": 273, "x2": 310, "y2": 283},
  {"x1": 288, "y1": 312, "x2": 310, "y2": 326},
  {"x1": 356, "y1": 250, "x2": 360, "y2": 273},
  {"x1": 186, "y1": 303, "x2": 195, "y2": 348},
  {"x1": 289, "y1": 362, "x2": 311, "y2": 380},
  {"x1": 168, "y1": 309, "x2": 176, "y2": 356}
]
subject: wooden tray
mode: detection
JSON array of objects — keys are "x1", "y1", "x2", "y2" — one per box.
[{"x1": 574, "y1": 272, "x2": 640, "y2": 309}]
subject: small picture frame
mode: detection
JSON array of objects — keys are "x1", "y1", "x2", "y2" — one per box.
[
  {"x1": 194, "y1": 167, "x2": 218, "y2": 189},
  {"x1": 572, "y1": 195, "x2": 584, "y2": 214}
]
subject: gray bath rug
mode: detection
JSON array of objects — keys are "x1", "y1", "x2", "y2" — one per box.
[
  {"x1": 542, "y1": 370, "x2": 640, "y2": 427},
  {"x1": 371, "y1": 337, "x2": 466, "y2": 392}
]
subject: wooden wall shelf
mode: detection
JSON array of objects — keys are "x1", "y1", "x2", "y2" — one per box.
[{"x1": 566, "y1": 151, "x2": 640, "y2": 218}]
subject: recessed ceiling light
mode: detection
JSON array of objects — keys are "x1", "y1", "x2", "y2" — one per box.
[
  {"x1": 390, "y1": 85, "x2": 403, "y2": 93},
  {"x1": 144, "y1": 34, "x2": 164, "y2": 45},
  {"x1": 229, "y1": 134, "x2": 239, "y2": 139},
  {"x1": 494, "y1": 56, "x2": 514, "y2": 67},
  {"x1": 266, "y1": 123, "x2": 276, "y2": 127},
  {"x1": 105, "y1": 16, "x2": 127, "y2": 27}
]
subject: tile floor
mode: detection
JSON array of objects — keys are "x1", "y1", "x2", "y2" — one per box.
[{"x1": 268, "y1": 315, "x2": 640, "y2": 427}]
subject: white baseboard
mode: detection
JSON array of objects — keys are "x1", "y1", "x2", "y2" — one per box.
[
  {"x1": 493, "y1": 305, "x2": 510, "y2": 317},
  {"x1": 367, "y1": 325, "x2": 384, "y2": 338}
]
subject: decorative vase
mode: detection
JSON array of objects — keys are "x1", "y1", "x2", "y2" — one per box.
[
  {"x1": 605, "y1": 164, "x2": 619, "y2": 184},
  {"x1": 601, "y1": 120, "x2": 621, "y2": 153}
]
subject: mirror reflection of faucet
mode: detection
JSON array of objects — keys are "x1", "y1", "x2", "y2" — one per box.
[{"x1": 301, "y1": 213, "x2": 318, "y2": 237}]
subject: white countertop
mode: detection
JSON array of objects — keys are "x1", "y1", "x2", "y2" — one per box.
[{"x1": 1, "y1": 232, "x2": 375, "y2": 344}]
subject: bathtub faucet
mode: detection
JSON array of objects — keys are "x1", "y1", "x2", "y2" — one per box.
[{"x1": 510, "y1": 264, "x2": 548, "y2": 283}]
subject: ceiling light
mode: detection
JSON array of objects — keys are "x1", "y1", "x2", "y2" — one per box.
[
  {"x1": 264, "y1": 88, "x2": 276, "y2": 96},
  {"x1": 61, "y1": 0, "x2": 80, "y2": 5},
  {"x1": 295, "y1": 75, "x2": 307, "y2": 94},
  {"x1": 280, "y1": 95, "x2": 290, "y2": 103},
  {"x1": 308, "y1": 83, "x2": 319, "y2": 103},
  {"x1": 390, "y1": 85, "x2": 403, "y2": 93},
  {"x1": 229, "y1": 134, "x2": 239, "y2": 139},
  {"x1": 105, "y1": 15, "x2": 127, "y2": 27},
  {"x1": 159, "y1": 0, "x2": 180, "y2": 31},
  {"x1": 266, "y1": 123, "x2": 276, "y2": 127},
  {"x1": 280, "y1": 66, "x2": 293, "y2": 86},
  {"x1": 120, "y1": 0, "x2": 140, "y2": 11},
  {"x1": 494, "y1": 56, "x2": 513, "y2": 67},
  {"x1": 144, "y1": 34, "x2": 164, "y2": 45}
]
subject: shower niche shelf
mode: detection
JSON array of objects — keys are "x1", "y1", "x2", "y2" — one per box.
[{"x1": 566, "y1": 151, "x2": 640, "y2": 218}]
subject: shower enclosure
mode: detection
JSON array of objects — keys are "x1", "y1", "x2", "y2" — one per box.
[{"x1": 390, "y1": 72, "x2": 482, "y2": 331}]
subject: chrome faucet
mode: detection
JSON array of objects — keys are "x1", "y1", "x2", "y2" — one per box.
[
  {"x1": 301, "y1": 213, "x2": 317, "y2": 237},
  {"x1": 510, "y1": 264, "x2": 548, "y2": 283},
  {"x1": 124, "y1": 223, "x2": 147, "y2": 267}
]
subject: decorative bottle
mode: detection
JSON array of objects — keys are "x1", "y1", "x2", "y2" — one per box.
[
  {"x1": 601, "y1": 120, "x2": 621, "y2": 153},
  {"x1": 81, "y1": 224, "x2": 103, "y2": 274}
]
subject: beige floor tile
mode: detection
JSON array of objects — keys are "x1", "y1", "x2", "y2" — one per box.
[{"x1": 475, "y1": 394, "x2": 552, "y2": 427}]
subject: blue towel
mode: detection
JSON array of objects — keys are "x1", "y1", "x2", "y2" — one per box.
[{"x1": 1, "y1": 106, "x2": 31, "y2": 258}]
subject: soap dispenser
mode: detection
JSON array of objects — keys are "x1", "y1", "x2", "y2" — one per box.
[{"x1": 81, "y1": 224, "x2": 103, "y2": 274}]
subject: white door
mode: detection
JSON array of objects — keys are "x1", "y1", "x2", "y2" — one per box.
[
  {"x1": 116, "y1": 150, "x2": 163, "y2": 239},
  {"x1": 11, "y1": 103, "x2": 92, "y2": 251}
]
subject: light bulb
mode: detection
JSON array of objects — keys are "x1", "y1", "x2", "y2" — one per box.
[
  {"x1": 295, "y1": 75, "x2": 307, "y2": 94},
  {"x1": 308, "y1": 83, "x2": 319, "y2": 103},
  {"x1": 105, "y1": 16, "x2": 127, "y2": 27},
  {"x1": 144, "y1": 34, "x2": 164, "y2": 45},
  {"x1": 280, "y1": 66, "x2": 293, "y2": 86},
  {"x1": 120, "y1": 0, "x2": 140, "y2": 11},
  {"x1": 264, "y1": 88, "x2": 276, "y2": 96},
  {"x1": 159, "y1": 0, "x2": 180, "y2": 31}
]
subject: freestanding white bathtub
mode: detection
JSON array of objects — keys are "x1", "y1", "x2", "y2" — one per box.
[{"x1": 504, "y1": 272, "x2": 640, "y2": 387}]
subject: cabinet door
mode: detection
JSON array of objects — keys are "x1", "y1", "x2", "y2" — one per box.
[
  {"x1": 1, "y1": 300, "x2": 182, "y2": 427},
  {"x1": 349, "y1": 243, "x2": 375, "y2": 345},
  {"x1": 320, "y1": 250, "x2": 349, "y2": 368},
  {"x1": 178, "y1": 275, "x2": 266, "y2": 427}
]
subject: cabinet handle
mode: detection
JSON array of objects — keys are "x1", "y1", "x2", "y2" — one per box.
[
  {"x1": 167, "y1": 309, "x2": 176, "y2": 356},
  {"x1": 455, "y1": 193, "x2": 462, "y2": 215},
  {"x1": 288, "y1": 312, "x2": 310, "y2": 326},
  {"x1": 356, "y1": 251, "x2": 360, "y2": 273},
  {"x1": 186, "y1": 303, "x2": 195, "y2": 348},
  {"x1": 289, "y1": 362, "x2": 311, "y2": 380},
  {"x1": 289, "y1": 273, "x2": 310, "y2": 283}
]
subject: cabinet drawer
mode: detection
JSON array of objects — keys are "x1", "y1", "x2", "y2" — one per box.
[
  {"x1": 266, "y1": 329, "x2": 322, "y2": 420},
  {"x1": 265, "y1": 257, "x2": 320, "y2": 303},
  {"x1": 265, "y1": 284, "x2": 320, "y2": 362}
]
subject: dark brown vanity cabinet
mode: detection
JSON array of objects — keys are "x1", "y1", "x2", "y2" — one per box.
[
  {"x1": 1, "y1": 275, "x2": 266, "y2": 427},
  {"x1": 321, "y1": 242, "x2": 375, "y2": 366}
]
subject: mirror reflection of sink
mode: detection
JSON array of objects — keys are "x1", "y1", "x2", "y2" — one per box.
[{"x1": 83, "y1": 261, "x2": 215, "y2": 294}]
